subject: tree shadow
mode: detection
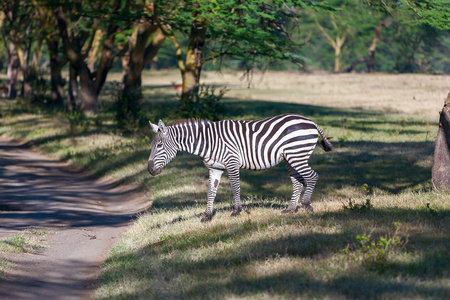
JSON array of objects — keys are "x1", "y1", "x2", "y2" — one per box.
[{"x1": 222, "y1": 99, "x2": 379, "y2": 120}]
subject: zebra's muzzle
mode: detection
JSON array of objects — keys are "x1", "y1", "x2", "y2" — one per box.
[{"x1": 148, "y1": 160, "x2": 161, "y2": 176}]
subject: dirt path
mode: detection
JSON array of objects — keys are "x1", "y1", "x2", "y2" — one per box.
[{"x1": 0, "y1": 136, "x2": 148, "y2": 299}]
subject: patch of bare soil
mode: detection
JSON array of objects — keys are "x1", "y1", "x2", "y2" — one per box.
[{"x1": 0, "y1": 136, "x2": 148, "y2": 299}]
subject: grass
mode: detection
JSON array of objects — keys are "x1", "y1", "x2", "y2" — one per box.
[
  {"x1": 0, "y1": 71, "x2": 449, "y2": 298},
  {"x1": 0, "y1": 229, "x2": 50, "y2": 277}
]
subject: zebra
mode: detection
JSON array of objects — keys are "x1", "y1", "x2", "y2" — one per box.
[{"x1": 148, "y1": 113, "x2": 333, "y2": 222}]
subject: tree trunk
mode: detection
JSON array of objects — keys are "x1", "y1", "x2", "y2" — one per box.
[
  {"x1": 19, "y1": 24, "x2": 33, "y2": 100},
  {"x1": 67, "y1": 65, "x2": 78, "y2": 112},
  {"x1": 47, "y1": 37, "x2": 65, "y2": 106},
  {"x1": 78, "y1": 64, "x2": 98, "y2": 114},
  {"x1": 432, "y1": 91, "x2": 450, "y2": 190},
  {"x1": 6, "y1": 41, "x2": 20, "y2": 99},
  {"x1": 343, "y1": 19, "x2": 385, "y2": 73},
  {"x1": 123, "y1": 24, "x2": 156, "y2": 92},
  {"x1": 334, "y1": 47, "x2": 341, "y2": 73},
  {"x1": 123, "y1": 25, "x2": 165, "y2": 92},
  {"x1": 182, "y1": 22, "x2": 207, "y2": 102}
]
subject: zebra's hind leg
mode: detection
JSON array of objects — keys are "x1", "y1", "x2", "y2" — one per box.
[
  {"x1": 284, "y1": 160, "x2": 318, "y2": 213},
  {"x1": 282, "y1": 161, "x2": 305, "y2": 213},
  {"x1": 299, "y1": 168, "x2": 318, "y2": 212},
  {"x1": 202, "y1": 168, "x2": 224, "y2": 222}
]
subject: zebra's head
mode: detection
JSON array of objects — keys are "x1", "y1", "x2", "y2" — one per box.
[{"x1": 148, "y1": 120, "x2": 176, "y2": 176}]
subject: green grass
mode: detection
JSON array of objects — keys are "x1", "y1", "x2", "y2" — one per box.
[
  {"x1": 0, "y1": 72, "x2": 449, "y2": 299},
  {"x1": 0, "y1": 230, "x2": 50, "y2": 277}
]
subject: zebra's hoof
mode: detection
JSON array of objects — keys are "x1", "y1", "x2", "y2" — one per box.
[
  {"x1": 302, "y1": 204, "x2": 314, "y2": 212},
  {"x1": 281, "y1": 207, "x2": 297, "y2": 214},
  {"x1": 201, "y1": 215, "x2": 213, "y2": 222},
  {"x1": 231, "y1": 208, "x2": 242, "y2": 217}
]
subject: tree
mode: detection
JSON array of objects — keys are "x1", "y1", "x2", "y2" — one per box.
[
  {"x1": 402, "y1": 0, "x2": 450, "y2": 190},
  {"x1": 156, "y1": 0, "x2": 327, "y2": 102},
  {"x1": 0, "y1": 1, "x2": 28, "y2": 100},
  {"x1": 55, "y1": 0, "x2": 131, "y2": 114},
  {"x1": 343, "y1": 19, "x2": 387, "y2": 73},
  {"x1": 312, "y1": 7, "x2": 352, "y2": 72},
  {"x1": 122, "y1": 1, "x2": 166, "y2": 94},
  {"x1": 432, "y1": 92, "x2": 450, "y2": 190},
  {"x1": 295, "y1": 0, "x2": 385, "y2": 73},
  {"x1": 32, "y1": 0, "x2": 66, "y2": 106},
  {"x1": 117, "y1": 1, "x2": 166, "y2": 127},
  {"x1": 366, "y1": 0, "x2": 450, "y2": 189}
]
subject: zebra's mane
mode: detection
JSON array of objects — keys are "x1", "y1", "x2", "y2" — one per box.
[{"x1": 169, "y1": 118, "x2": 212, "y2": 127}]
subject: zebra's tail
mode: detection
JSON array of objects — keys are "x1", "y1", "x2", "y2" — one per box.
[{"x1": 316, "y1": 125, "x2": 333, "y2": 152}]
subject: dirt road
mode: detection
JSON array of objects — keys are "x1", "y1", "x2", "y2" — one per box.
[{"x1": 0, "y1": 136, "x2": 148, "y2": 299}]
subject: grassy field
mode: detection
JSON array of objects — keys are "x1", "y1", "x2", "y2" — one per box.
[{"x1": 1, "y1": 71, "x2": 449, "y2": 299}]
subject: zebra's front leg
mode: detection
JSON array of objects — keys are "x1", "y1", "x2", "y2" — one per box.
[
  {"x1": 202, "y1": 168, "x2": 224, "y2": 222},
  {"x1": 227, "y1": 166, "x2": 242, "y2": 217}
]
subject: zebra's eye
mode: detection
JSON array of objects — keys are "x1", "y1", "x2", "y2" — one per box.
[{"x1": 157, "y1": 142, "x2": 163, "y2": 149}]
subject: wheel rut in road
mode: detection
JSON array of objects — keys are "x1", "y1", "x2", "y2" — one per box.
[{"x1": 0, "y1": 136, "x2": 148, "y2": 299}]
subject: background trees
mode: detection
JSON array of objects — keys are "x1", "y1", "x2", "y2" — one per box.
[{"x1": 0, "y1": 0, "x2": 448, "y2": 111}]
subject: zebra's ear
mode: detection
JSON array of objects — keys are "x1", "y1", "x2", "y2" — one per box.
[
  {"x1": 149, "y1": 121, "x2": 159, "y2": 133},
  {"x1": 158, "y1": 120, "x2": 168, "y2": 134}
]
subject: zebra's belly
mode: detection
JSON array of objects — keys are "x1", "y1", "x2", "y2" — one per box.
[
  {"x1": 240, "y1": 153, "x2": 284, "y2": 171},
  {"x1": 203, "y1": 158, "x2": 227, "y2": 170}
]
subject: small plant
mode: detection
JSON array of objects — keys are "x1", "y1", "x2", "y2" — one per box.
[
  {"x1": 342, "y1": 198, "x2": 373, "y2": 213},
  {"x1": 344, "y1": 222, "x2": 409, "y2": 273},
  {"x1": 342, "y1": 184, "x2": 373, "y2": 213},
  {"x1": 66, "y1": 107, "x2": 88, "y2": 132}
]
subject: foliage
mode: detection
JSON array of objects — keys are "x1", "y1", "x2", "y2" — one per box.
[
  {"x1": 65, "y1": 107, "x2": 88, "y2": 132},
  {"x1": 342, "y1": 184, "x2": 374, "y2": 212},
  {"x1": 344, "y1": 222, "x2": 409, "y2": 273},
  {"x1": 342, "y1": 198, "x2": 373, "y2": 213},
  {"x1": 160, "y1": 0, "x2": 326, "y2": 64},
  {"x1": 29, "y1": 70, "x2": 50, "y2": 103},
  {"x1": 178, "y1": 84, "x2": 228, "y2": 121},
  {"x1": 365, "y1": 0, "x2": 450, "y2": 32},
  {"x1": 296, "y1": 0, "x2": 450, "y2": 73},
  {"x1": 115, "y1": 87, "x2": 147, "y2": 131}
]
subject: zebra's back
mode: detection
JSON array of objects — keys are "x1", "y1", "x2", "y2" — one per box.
[{"x1": 209, "y1": 114, "x2": 320, "y2": 171}]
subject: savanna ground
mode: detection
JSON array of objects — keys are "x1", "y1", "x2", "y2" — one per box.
[{"x1": 1, "y1": 71, "x2": 449, "y2": 299}]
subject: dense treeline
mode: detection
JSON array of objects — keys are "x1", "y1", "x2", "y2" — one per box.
[{"x1": 0, "y1": 0, "x2": 448, "y2": 113}]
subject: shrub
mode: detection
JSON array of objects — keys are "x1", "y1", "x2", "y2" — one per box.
[
  {"x1": 342, "y1": 184, "x2": 373, "y2": 213},
  {"x1": 65, "y1": 107, "x2": 87, "y2": 132},
  {"x1": 115, "y1": 88, "x2": 147, "y2": 131},
  {"x1": 178, "y1": 84, "x2": 228, "y2": 121},
  {"x1": 344, "y1": 222, "x2": 409, "y2": 273}
]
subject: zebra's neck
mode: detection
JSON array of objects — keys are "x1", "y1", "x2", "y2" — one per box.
[{"x1": 171, "y1": 120, "x2": 212, "y2": 158}]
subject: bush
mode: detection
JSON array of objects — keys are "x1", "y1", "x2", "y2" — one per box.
[
  {"x1": 178, "y1": 84, "x2": 228, "y2": 121},
  {"x1": 115, "y1": 88, "x2": 147, "y2": 131},
  {"x1": 344, "y1": 222, "x2": 409, "y2": 273},
  {"x1": 65, "y1": 106, "x2": 88, "y2": 132}
]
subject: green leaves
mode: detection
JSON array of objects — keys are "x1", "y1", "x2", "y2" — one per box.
[{"x1": 159, "y1": 0, "x2": 328, "y2": 68}]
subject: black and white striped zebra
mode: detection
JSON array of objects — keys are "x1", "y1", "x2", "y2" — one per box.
[{"x1": 148, "y1": 113, "x2": 333, "y2": 222}]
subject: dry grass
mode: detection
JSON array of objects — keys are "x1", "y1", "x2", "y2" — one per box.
[{"x1": 142, "y1": 70, "x2": 449, "y2": 117}]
